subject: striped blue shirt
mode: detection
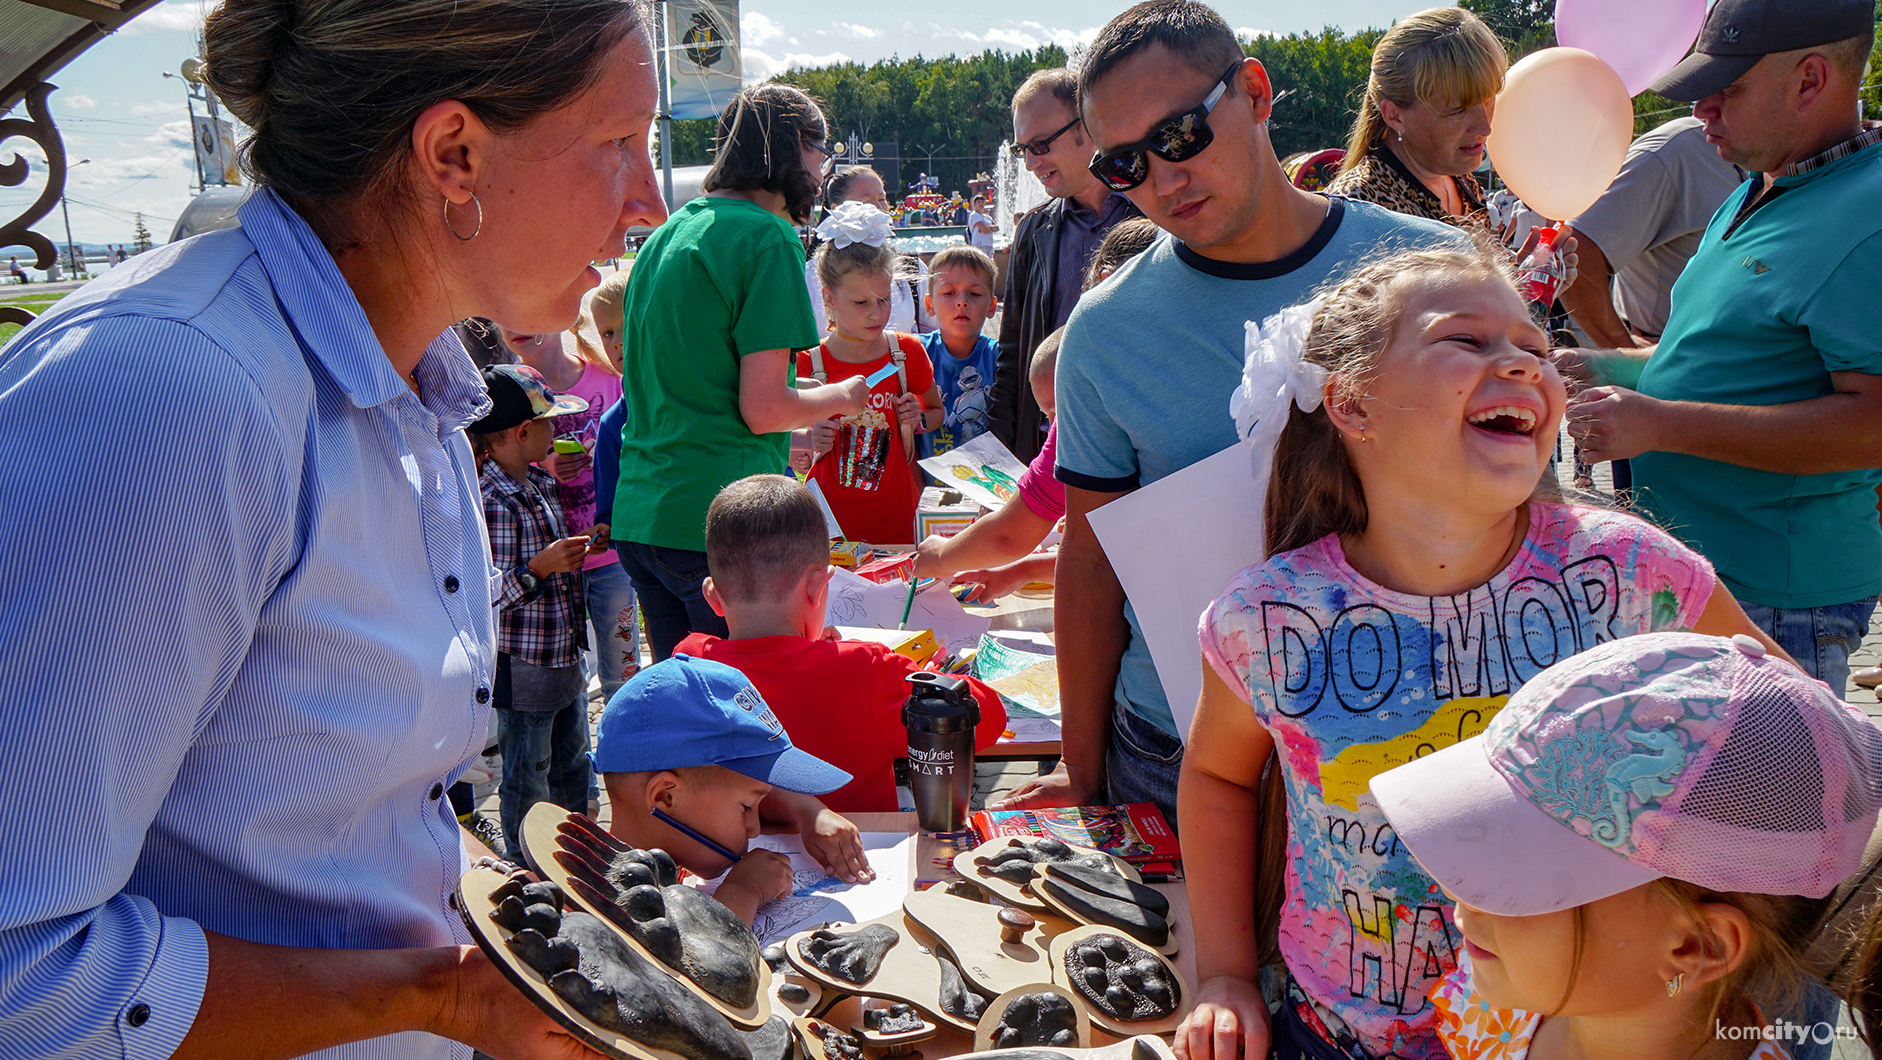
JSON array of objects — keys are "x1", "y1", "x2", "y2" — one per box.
[{"x1": 0, "y1": 189, "x2": 494, "y2": 1060}]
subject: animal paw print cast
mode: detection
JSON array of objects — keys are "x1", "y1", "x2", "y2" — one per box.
[
  {"x1": 992, "y1": 992, "x2": 1081, "y2": 1048},
  {"x1": 553, "y1": 812, "x2": 763, "y2": 1008},
  {"x1": 976, "y1": 837, "x2": 1121, "y2": 885},
  {"x1": 798, "y1": 923, "x2": 901, "y2": 985},
  {"x1": 487, "y1": 876, "x2": 752, "y2": 1060},
  {"x1": 1064, "y1": 935, "x2": 1180, "y2": 1022}
]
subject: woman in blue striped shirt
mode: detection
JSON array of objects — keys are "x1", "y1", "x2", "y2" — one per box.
[{"x1": 0, "y1": 2, "x2": 664, "y2": 1058}]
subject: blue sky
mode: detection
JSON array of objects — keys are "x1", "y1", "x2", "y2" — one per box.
[{"x1": 5, "y1": 0, "x2": 1419, "y2": 246}]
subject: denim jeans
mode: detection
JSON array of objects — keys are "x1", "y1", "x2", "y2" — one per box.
[
  {"x1": 616, "y1": 542, "x2": 729, "y2": 662},
  {"x1": 1106, "y1": 703, "x2": 1184, "y2": 832},
  {"x1": 495, "y1": 700, "x2": 592, "y2": 861},
  {"x1": 583, "y1": 560, "x2": 640, "y2": 704},
  {"x1": 1738, "y1": 596, "x2": 1876, "y2": 697}
]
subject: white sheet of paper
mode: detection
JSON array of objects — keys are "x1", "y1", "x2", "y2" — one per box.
[
  {"x1": 806, "y1": 479, "x2": 845, "y2": 540},
  {"x1": 823, "y1": 569, "x2": 990, "y2": 653},
  {"x1": 1005, "y1": 716, "x2": 1063, "y2": 742},
  {"x1": 706, "y1": 832, "x2": 915, "y2": 946},
  {"x1": 905, "y1": 584, "x2": 991, "y2": 653},
  {"x1": 1085, "y1": 444, "x2": 1267, "y2": 739},
  {"x1": 916, "y1": 432, "x2": 1029, "y2": 511}
]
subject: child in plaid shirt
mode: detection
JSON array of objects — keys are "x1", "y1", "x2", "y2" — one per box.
[{"x1": 471, "y1": 365, "x2": 608, "y2": 860}]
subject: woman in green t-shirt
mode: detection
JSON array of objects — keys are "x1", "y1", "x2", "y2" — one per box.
[{"x1": 613, "y1": 84, "x2": 870, "y2": 659}]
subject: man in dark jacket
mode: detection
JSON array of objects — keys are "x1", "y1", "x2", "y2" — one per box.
[{"x1": 992, "y1": 68, "x2": 1141, "y2": 463}]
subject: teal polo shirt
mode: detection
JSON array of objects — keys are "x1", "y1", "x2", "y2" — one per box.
[{"x1": 1631, "y1": 139, "x2": 1882, "y2": 609}]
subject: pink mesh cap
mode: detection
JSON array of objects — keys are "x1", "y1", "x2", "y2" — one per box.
[{"x1": 1371, "y1": 632, "x2": 1882, "y2": 916}]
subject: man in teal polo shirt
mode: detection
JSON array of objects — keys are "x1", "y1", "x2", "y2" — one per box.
[{"x1": 1564, "y1": 0, "x2": 1881, "y2": 694}]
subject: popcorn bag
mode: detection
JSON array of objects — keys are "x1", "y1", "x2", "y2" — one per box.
[{"x1": 836, "y1": 411, "x2": 893, "y2": 491}]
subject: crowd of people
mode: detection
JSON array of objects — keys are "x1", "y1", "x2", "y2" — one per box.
[{"x1": 0, "y1": 0, "x2": 1879, "y2": 1058}]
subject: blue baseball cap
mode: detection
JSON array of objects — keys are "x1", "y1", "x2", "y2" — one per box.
[{"x1": 592, "y1": 655, "x2": 851, "y2": 794}]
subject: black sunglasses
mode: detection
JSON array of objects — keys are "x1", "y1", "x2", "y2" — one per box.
[
  {"x1": 1087, "y1": 62, "x2": 1243, "y2": 192},
  {"x1": 1008, "y1": 116, "x2": 1083, "y2": 158}
]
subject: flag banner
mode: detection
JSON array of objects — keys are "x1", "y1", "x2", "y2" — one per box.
[
  {"x1": 191, "y1": 115, "x2": 239, "y2": 185},
  {"x1": 666, "y1": 0, "x2": 741, "y2": 121}
]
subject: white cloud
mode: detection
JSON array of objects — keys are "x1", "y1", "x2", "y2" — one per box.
[
  {"x1": 129, "y1": 100, "x2": 188, "y2": 118},
  {"x1": 743, "y1": 48, "x2": 853, "y2": 83},
  {"x1": 63, "y1": 94, "x2": 98, "y2": 109},
  {"x1": 1237, "y1": 26, "x2": 1277, "y2": 40},
  {"x1": 742, "y1": 11, "x2": 787, "y2": 46},
  {"x1": 120, "y1": 0, "x2": 213, "y2": 36},
  {"x1": 831, "y1": 22, "x2": 882, "y2": 40}
]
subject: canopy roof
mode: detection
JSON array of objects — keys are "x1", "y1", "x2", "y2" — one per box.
[{"x1": 1, "y1": 0, "x2": 167, "y2": 113}]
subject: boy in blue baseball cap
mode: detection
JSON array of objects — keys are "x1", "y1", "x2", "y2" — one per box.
[{"x1": 594, "y1": 654, "x2": 861, "y2": 924}]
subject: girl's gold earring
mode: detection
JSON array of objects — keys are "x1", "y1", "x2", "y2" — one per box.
[{"x1": 1666, "y1": 974, "x2": 1684, "y2": 997}]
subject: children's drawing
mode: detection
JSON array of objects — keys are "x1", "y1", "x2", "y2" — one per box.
[{"x1": 916, "y1": 432, "x2": 1030, "y2": 512}]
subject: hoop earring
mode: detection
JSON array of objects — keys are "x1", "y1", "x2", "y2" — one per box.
[
  {"x1": 1666, "y1": 974, "x2": 1684, "y2": 997},
  {"x1": 444, "y1": 192, "x2": 482, "y2": 242}
]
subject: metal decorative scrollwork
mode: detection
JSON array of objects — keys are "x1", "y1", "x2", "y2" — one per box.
[{"x1": 0, "y1": 82, "x2": 66, "y2": 272}]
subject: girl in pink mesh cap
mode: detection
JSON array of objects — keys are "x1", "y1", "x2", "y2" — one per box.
[{"x1": 1372, "y1": 631, "x2": 1882, "y2": 1060}]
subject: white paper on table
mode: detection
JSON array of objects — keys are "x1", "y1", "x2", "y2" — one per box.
[
  {"x1": 805, "y1": 479, "x2": 845, "y2": 540},
  {"x1": 823, "y1": 568, "x2": 990, "y2": 654},
  {"x1": 1085, "y1": 444, "x2": 1268, "y2": 739},
  {"x1": 1005, "y1": 716, "x2": 1062, "y2": 743},
  {"x1": 905, "y1": 584, "x2": 991, "y2": 653},
  {"x1": 705, "y1": 832, "x2": 915, "y2": 946},
  {"x1": 916, "y1": 432, "x2": 1029, "y2": 511}
]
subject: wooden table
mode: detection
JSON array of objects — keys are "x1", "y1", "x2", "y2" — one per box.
[{"x1": 822, "y1": 813, "x2": 1194, "y2": 1056}]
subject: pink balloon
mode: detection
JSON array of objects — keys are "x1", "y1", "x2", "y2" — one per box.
[
  {"x1": 1556, "y1": 0, "x2": 1708, "y2": 96},
  {"x1": 1485, "y1": 48, "x2": 1635, "y2": 222}
]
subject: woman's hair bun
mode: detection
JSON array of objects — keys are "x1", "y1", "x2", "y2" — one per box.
[
  {"x1": 195, "y1": 0, "x2": 644, "y2": 210},
  {"x1": 201, "y1": 0, "x2": 296, "y2": 131}
]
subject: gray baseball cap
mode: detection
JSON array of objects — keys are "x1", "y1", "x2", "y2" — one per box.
[{"x1": 1649, "y1": 0, "x2": 1876, "y2": 101}]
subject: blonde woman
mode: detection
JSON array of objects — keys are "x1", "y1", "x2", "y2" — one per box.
[{"x1": 1326, "y1": 7, "x2": 1506, "y2": 232}]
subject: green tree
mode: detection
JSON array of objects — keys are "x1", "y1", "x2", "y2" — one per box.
[
  {"x1": 1245, "y1": 27, "x2": 1383, "y2": 157},
  {"x1": 132, "y1": 212, "x2": 153, "y2": 254},
  {"x1": 1459, "y1": 0, "x2": 1555, "y2": 57}
]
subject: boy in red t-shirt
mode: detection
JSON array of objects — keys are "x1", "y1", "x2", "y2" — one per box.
[{"x1": 677, "y1": 474, "x2": 1006, "y2": 813}]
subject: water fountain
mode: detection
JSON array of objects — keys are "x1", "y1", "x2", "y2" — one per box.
[{"x1": 994, "y1": 142, "x2": 1049, "y2": 247}]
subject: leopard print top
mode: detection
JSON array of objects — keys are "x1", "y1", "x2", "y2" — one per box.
[{"x1": 1326, "y1": 143, "x2": 1495, "y2": 241}]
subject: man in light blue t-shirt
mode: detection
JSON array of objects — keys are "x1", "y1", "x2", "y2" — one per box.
[
  {"x1": 1565, "y1": 0, "x2": 1882, "y2": 696},
  {"x1": 990, "y1": 1, "x2": 1462, "y2": 826}
]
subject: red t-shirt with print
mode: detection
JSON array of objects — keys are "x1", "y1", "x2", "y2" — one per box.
[
  {"x1": 673, "y1": 631, "x2": 1007, "y2": 813},
  {"x1": 797, "y1": 333, "x2": 935, "y2": 545}
]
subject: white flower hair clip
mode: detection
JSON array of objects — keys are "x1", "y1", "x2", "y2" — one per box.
[
  {"x1": 814, "y1": 200, "x2": 895, "y2": 249},
  {"x1": 1229, "y1": 296, "x2": 1329, "y2": 458}
]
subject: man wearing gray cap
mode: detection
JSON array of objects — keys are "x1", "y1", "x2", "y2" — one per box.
[{"x1": 1565, "y1": 0, "x2": 1882, "y2": 698}]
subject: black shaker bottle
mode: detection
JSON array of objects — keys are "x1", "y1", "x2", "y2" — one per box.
[{"x1": 903, "y1": 672, "x2": 980, "y2": 833}]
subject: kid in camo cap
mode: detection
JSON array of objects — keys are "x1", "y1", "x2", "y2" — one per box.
[
  {"x1": 1371, "y1": 632, "x2": 1882, "y2": 1060},
  {"x1": 592, "y1": 654, "x2": 852, "y2": 925}
]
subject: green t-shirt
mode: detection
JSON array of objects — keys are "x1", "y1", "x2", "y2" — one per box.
[
  {"x1": 612, "y1": 197, "x2": 819, "y2": 552},
  {"x1": 1632, "y1": 140, "x2": 1882, "y2": 609}
]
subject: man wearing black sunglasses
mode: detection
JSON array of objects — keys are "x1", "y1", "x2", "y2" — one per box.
[
  {"x1": 990, "y1": 67, "x2": 1141, "y2": 464},
  {"x1": 1000, "y1": 1, "x2": 1465, "y2": 834}
]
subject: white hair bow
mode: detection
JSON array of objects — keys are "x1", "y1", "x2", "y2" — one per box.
[
  {"x1": 1229, "y1": 296, "x2": 1329, "y2": 458},
  {"x1": 814, "y1": 200, "x2": 895, "y2": 248}
]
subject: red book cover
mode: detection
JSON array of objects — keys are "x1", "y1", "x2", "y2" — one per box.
[
  {"x1": 969, "y1": 803, "x2": 1180, "y2": 865},
  {"x1": 853, "y1": 552, "x2": 917, "y2": 585}
]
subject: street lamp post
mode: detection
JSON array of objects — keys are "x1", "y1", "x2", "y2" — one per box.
[{"x1": 59, "y1": 158, "x2": 90, "y2": 280}]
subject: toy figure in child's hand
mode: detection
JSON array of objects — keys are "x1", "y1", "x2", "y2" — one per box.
[
  {"x1": 487, "y1": 875, "x2": 753, "y2": 1060},
  {"x1": 551, "y1": 811, "x2": 763, "y2": 1007}
]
